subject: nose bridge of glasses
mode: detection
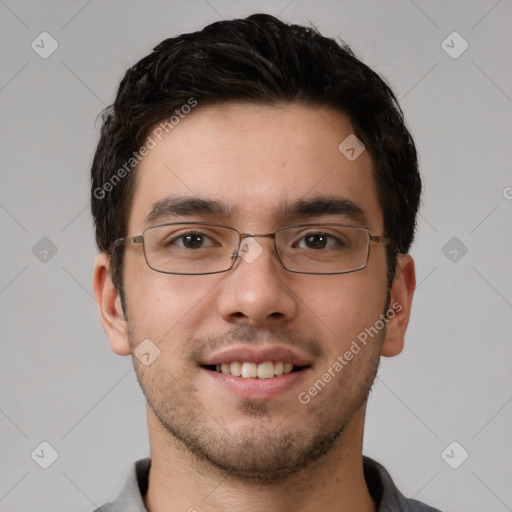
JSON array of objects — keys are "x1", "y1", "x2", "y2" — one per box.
[
  {"x1": 239, "y1": 232, "x2": 276, "y2": 241},
  {"x1": 231, "y1": 232, "x2": 277, "y2": 260}
]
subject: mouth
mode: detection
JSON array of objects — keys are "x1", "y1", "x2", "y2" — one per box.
[
  {"x1": 202, "y1": 361, "x2": 310, "y2": 379},
  {"x1": 198, "y1": 345, "x2": 313, "y2": 399}
]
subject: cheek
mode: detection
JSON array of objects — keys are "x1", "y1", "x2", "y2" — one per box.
[
  {"x1": 300, "y1": 270, "x2": 388, "y2": 356},
  {"x1": 124, "y1": 265, "x2": 218, "y2": 345}
]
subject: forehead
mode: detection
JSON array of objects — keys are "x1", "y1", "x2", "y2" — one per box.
[{"x1": 128, "y1": 103, "x2": 383, "y2": 233}]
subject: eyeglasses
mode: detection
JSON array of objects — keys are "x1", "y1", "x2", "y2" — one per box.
[{"x1": 114, "y1": 222, "x2": 388, "y2": 275}]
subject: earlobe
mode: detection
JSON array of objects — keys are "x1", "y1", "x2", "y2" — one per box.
[
  {"x1": 92, "y1": 252, "x2": 131, "y2": 356},
  {"x1": 381, "y1": 254, "x2": 416, "y2": 358}
]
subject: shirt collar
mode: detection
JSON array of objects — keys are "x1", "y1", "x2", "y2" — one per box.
[{"x1": 102, "y1": 456, "x2": 439, "y2": 512}]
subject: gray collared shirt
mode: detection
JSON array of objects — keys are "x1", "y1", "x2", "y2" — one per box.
[{"x1": 93, "y1": 456, "x2": 443, "y2": 511}]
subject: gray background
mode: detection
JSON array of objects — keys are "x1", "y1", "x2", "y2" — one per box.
[{"x1": 1, "y1": 0, "x2": 511, "y2": 510}]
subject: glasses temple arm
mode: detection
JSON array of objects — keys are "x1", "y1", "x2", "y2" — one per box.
[
  {"x1": 114, "y1": 235, "x2": 144, "y2": 247},
  {"x1": 369, "y1": 235, "x2": 388, "y2": 244}
]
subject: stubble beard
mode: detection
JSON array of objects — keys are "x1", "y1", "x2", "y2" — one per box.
[{"x1": 128, "y1": 327, "x2": 383, "y2": 485}]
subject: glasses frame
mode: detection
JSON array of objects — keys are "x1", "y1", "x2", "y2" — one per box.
[{"x1": 113, "y1": 221, "x2": 389, "y2": 276}]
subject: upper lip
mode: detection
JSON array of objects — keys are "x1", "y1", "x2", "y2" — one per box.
[{"x1": 199, "y1": 345, "x2": 312, "y2": 367}]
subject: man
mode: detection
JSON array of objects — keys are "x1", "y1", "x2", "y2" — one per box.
[{"x1": 91, "y1": 13, "x2": 442, "y2": 512}]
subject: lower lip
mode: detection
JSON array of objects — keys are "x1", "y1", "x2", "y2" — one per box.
[{"x1": 203, "y1": 368, "x2": 310, "y2": 400}]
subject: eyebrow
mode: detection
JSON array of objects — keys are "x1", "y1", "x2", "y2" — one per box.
[
  {"x1": 144, "y1": 196, "x2": 237, "y2": 225},
  {"x1": 144, "y1": 195, "x2": 368, "y2": 227},
  {"x1": 277, "y1": 196, "x2": 368, "y2": 226}
]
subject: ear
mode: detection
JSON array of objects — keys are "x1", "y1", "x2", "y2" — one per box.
[
  {"x1": 381, "y1": 254, "x2": 416, "y2": 357},
  {"x1": 92, "y1": 252, "x2": 131, "y2": 356}
]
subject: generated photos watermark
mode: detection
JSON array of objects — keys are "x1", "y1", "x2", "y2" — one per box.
[
  {"x1": 93, "y1": 97, "x2": 198, "y2": 200},
  {"x1": 297, "y1": 301, "x2": 403, "y2": 405}
]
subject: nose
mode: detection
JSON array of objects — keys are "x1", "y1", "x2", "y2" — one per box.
[{"x1": 216, "y1": 236, "x2": 298, "y2": 327}]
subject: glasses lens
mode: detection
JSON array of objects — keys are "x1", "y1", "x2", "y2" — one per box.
[
  {"x1": 143, "y1": 224, "x2": 239, "y2": 274},
  {"x1": 276, "y1": 225, "x2": 370, "y2": 274}
]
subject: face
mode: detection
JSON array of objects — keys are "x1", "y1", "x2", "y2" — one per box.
[{"x1": 101, "y1": 103, "x2": 409, "y2": 482}]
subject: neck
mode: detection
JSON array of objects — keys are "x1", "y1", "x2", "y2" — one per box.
[{"x1": 143, "y1": 405, "x2": 376, "y2": 512}]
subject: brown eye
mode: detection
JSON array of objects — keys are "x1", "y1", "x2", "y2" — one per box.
[
  {"x1": 182, "y1": 233, "x2": 205, "y2": 249},
  {"x1": 305, "y1": 234, "x2": 329, "y2": 249},
  {"x1": 164, "y1": 231, "x2": 216, "y2": 249}
]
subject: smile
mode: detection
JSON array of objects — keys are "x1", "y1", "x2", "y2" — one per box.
[
  {"x1": 207, "y1": 361, "x2": 306, "y2": 379},
  {"x1": 199, "y1": 345, "x2": 313, "y2": 397}
]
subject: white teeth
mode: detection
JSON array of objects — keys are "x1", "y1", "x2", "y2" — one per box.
[
  {"x1": 230, "y1": 361, "x2": 242, "y2": 377},
  {"x1": 213, "y1": 361, "x2": 299, "y2": 378},
  {"x1": 241, "y1": 362, "x2": 258, "y2": 378},
  {"x1": 257, "y1": 361, "x2": 274, "y2": 379}
]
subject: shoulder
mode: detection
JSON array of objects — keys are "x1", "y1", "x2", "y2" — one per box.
[
  {"x1": 89, "y1": 457, "x2": 151, "y2": 512},
  {"x1": 91, "y1": 505, "x2": 118, "y2": 512},
  {"x1": 363, "y1": 456, "x2": 444, "y2": 512}
]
